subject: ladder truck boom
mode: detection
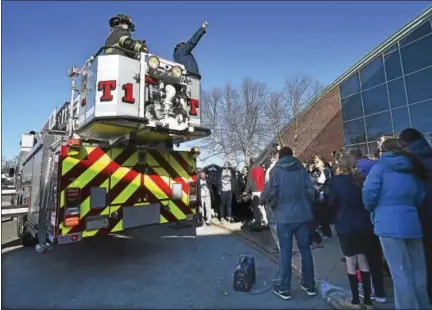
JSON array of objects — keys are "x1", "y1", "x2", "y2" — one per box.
[{"x1": 11, "y1": 45, "x2": 210, "y2": 253}]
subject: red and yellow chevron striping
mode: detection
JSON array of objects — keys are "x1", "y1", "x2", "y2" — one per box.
[{"x1": 58, "y1": 146, "x2": 196, "y2": 238}]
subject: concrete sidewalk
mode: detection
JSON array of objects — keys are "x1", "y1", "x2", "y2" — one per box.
[{"x1": 213, "y1": 220, "x2": 395, "y2": 310}]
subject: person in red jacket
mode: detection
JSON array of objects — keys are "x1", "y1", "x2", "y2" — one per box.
[{"x1": 244, "y1": 157, "x2": 268, "y2": 231}]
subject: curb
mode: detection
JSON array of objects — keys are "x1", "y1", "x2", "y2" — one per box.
[{"x1": 212, "y1": 221, "x2": 363, "y2": 310}]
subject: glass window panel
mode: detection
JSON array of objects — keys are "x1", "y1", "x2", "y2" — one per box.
[
  {"x1": 362, "y1": 84, "x2": 390, "y2": 115},
  {"x1": 368, "y1": 141, "x2": 379, "y2": 155},
  {"x1": 384, "y1": 50, "x2": 402, "y2": 81},
  {"x1": 391, "y1": 107, "x2": 411, "y2": 135},
  {"x1": 388, "y1": 78, "x2": 407, "y2": 108},
  {"x1": 384, "y1": 43, "x2": 398, "y2": 55},
  {"x1": 341, "y1": 93, "x2": 363, "y2": 121},
  {"x1": 401, "y1": 34, "x2": 432, "y2": 75},
  {"x1": 400, "y1": 21, "x2": 432, "y2": 47},
  {"x1": 405, "y1": 66, "x2": 432, "y2": 104},
  {"x1": 365, "y1": 111, "x2": 393, "y2": 141},
  {"x1": 346, "y1": 144, "x2": 368, "y2": 157},
  {"x1": 340, "y1": 73, "x2": 360, "y2": 98},
  {"x1": 360, "y1": 56, "x2": 386, "y2": 90},
  {"x1": 344, "y1": 118, "x2": 367, "y2": 145},
  {"x1": 409, "y1": 99, "x2": 432, "y2": 133}
]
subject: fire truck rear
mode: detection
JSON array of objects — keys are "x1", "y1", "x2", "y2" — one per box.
[{"x1": 11, "y1": 45, "x2": 210, "y2": 252}]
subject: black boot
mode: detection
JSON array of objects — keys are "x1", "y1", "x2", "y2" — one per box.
[
  {"x1": 360, "y1": 271, "x2": 373, "y2": 308},
  {"x1": 347, "y1": 273, "x2": 360, "y2": 305}
]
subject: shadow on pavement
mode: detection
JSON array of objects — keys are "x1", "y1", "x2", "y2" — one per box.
[
  {"x1": 1, "y1": 221, "x2": 332, "y2": 309},
  {"x1": 217, "y1": 221, "x2": 396, "y2": 310}
]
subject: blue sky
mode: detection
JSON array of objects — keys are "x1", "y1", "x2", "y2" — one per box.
[{"x1": 2, "y1": 1, "x2": 431, "y2": 164}]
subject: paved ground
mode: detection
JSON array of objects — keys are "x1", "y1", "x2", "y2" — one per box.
[
  {"x1": 219, "y1": 221, "x2": 395, "y2": 309},
  {"x1": 2, "y1": 220, "x2": 330, "y2": 309}
]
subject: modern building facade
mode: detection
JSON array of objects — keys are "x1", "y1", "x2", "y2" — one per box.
[{"x1": 257, "y1": 6, "x2": 432, "y2": 165}]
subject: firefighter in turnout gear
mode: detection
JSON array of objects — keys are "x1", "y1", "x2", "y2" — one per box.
[{"x1": 105, "y1": 14, "x2": 148, "y2": 58}]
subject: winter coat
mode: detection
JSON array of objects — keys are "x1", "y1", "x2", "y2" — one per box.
[
  {"x1": 105, "y1": 26, "x2": 147, "y2": 58},
  {"x1": 357, "y1": 158, "x2": 378, "y2": 176},
  {"x1": 173, "y1": 26, "x2": 206, "y2": 76},
  {"x1": 407, "y1": 138, "x2": 432, "y2": 222},
  {"x1": 264, "y1": 156, "x2": 315, "y2": 224},
  {"x1": 245, "y1": 166, "x2": 265, "y2": 193},
  {"x1": 217, "y1": 167, "x2": 237, "y2": 193},
  {"x1": 329, "y1": 174, "x2": 373, "y2": 234},
  {"x1": 362, "y1": 152, "x2": 425, "y2": 239}
]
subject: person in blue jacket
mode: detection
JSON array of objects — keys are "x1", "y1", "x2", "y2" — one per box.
[
  {"x1": 329, "y1": 155, "x2": 374, "y2": 308},
  {"x1": 262, "y1": 147, "x2": 317, "y2": 300},
  {"x1": 349, "y1": 149, "x2": 377, "y2": 176},
  {"x1": 399, "y1": 127, "x2": 432, "y2": 306},
  {"x1": 362, "y1": 138, "x2": 430, "y2": 310},
  {"x1": 173, "y1": 20, "x2": 208, "y2": 77}
]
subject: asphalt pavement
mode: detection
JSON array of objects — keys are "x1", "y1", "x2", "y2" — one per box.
[{"x1": 2, "y1": 220, "x2": 331, "y2": 309}]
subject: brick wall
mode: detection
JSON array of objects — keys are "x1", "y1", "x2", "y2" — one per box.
[{"x1": 280, "y1": 87, "x2": 344, "y2": 163}]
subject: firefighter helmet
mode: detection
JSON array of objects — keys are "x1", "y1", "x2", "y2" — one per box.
[{"x1": 109, "y1": 14, "x2": 136, "y2": 32}]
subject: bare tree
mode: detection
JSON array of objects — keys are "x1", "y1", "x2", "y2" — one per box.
[
  {"x1": 1, "y1": 156, "x2": 16, "y2": 174},
  {"x1": 263, "y1": 91, "x2": 289, "y2": 147},
  {"x1": 199, "y1": 88, "x2": 232, "y2": 162},
  {"x1": 282, "y1": 75, "x2": 325, "y2": 155},
  {"x1": 227, "y1": 78, "x2": 269, "y2": 165},
  {"x1": 200, "y1": 78, "x2": 269, "y2": 167}
]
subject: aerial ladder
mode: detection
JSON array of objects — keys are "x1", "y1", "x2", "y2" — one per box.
[{"x1": 7, "y1": 45, "x2": 210, "y2": 252}]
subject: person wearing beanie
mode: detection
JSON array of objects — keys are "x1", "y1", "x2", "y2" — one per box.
[
  {"x1": 261, "y1": 147, "x2": 317, "y2": 300},
  {"x1": 399, "y1": 127, "x2": 432, "y2": 306}
]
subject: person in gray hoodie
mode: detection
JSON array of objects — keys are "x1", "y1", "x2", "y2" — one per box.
[{"x1": 261, "y1": 147, "x2": 317, "y2": 300}]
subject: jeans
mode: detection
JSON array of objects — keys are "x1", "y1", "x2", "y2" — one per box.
[
  {"x1": 199, "y1": 195, "x2": 212, "y2": 222},
  {"x1": 380, "y1": 237, "x2": 429, "y2": 309},
  {"x1": 277, "y1": 222, "x2": 315, "y2": 291},
  {"x1": 270, "y1": 223, "x2": 280, "y2": 251},
  {"x1": 220, "y1": 190, "x2": 232, "y2": 219},
  {"x1": 422, "y1": 221, "x2": 432, "y2": 304}
]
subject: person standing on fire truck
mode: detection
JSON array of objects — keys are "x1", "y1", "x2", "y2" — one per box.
[
  {"x1": 105, "y1": 14, "x2": 148, "y2": 58},
  {"x1": 173, "y1": 20, "x2": 208, "y2": 77}
]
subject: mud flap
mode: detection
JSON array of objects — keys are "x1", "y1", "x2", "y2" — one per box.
[{"x1": 122, "y1": 203, "x2": 160, "y2": 229}]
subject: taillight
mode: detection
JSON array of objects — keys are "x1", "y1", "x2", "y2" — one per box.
[
  {"x1": 64, "y1": 187, "x2": 80, "y2": 227},
  {"x1": 189, "y1": 182, "x2": 197, "y2": 202}
]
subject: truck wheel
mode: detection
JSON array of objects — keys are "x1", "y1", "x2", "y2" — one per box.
[{"x1": 17, "y1": 217, "x2": 37, "y2": 247}]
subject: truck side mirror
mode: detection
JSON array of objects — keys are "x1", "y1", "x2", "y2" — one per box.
[{"x1": 8, "y1": 167, "x2": 15, "y2": 178}]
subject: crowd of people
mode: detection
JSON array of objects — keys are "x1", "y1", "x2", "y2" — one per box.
[{"x1": 196, "y1": 127, "x2": 432, "y2": 309}]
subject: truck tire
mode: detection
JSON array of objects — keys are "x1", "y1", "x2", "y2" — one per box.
[{"x1": 17, "y1": 217, "x2": 37, "y2": 247}]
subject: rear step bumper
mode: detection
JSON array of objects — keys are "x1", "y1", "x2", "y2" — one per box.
[{"x1": 1, "y1": 205, "x2": 28, "y2": 218}]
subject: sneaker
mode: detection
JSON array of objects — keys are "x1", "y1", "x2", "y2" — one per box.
[
  {"x1": 372, "y1": 296, "x2": 386, "y2": 303},
  {"x1": 205, "y1": 221, "x2": 211, "y2": 226},
  {"x1": 300, "y1": 283, "x2": 317, "y2": 296},
  {"x1": 359, "y1": 291, "x2": 386, "y2": 303},
  {"x1": 220, "y1": 219, "x2": 226, "y2": 224},
  {"x1": 272, "y1": 285, "x2": 291, "y2": 300}
]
